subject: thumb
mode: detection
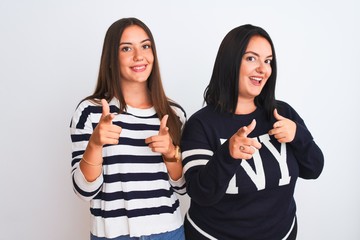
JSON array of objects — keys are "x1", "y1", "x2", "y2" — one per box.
[
  {"x1": 274, "y1": 108, "x2": 285, "y2": 121},
  {"x1": 101, "y1": 99, "x2": 113, "y2": 123},
  {"x1": 158, "y1": 115, "x2": 169, "y2": 136}
]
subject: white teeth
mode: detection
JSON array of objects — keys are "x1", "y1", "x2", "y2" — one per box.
[
  {"x1": 133, "y1": 66, "x2": 145, "y2": 70},
  {"x1": 250, "y1": 77, "x2": 262, "y2": 81}
]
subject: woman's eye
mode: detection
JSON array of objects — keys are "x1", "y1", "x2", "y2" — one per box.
[
  {"x1": 121, "y1": 46, "x2": 131, "y2": 52},
  {"x1": 265, "y1": 59, "x2": 272, "y2": 64},
  {"x1": 143, "y1": 44, "x2": 151, "y2": 49},
  {"x1": 246, "y1": 56, "x2": 256, "y2": 61}
]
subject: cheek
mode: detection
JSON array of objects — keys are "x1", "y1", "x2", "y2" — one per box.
[
  {"x1": 265, "y1": 67, "x2": 272, "y2": 79},
  {"x1": 146, "y1": 52, "x2": 155, "y2": 63},
  {"x1": 119, "y1": 56, "x2": 128, "y2": 67}
]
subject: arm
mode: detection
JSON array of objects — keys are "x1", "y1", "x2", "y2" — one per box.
[
  {"x1": 269, "y1": 105, "x2": 324, "y2": 179},
  {"x1": 290, "y1": 122, "x2": 324, "y2": 179},
  {"x1": 70, "y1": 99, "x2": 121, "y2": 201},
  {"x1": 181, "y1": 117, "x2": 241, "y2": 206}
]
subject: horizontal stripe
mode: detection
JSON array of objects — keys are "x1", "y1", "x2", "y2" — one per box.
[
  {"x1": 91, "y1": 199, "x2": 179, "y2": 218},
  {"x1": 96, "y1": 121, "x2": 159, "y2": 131},
  {"x1": 71, "y1": 140, "x2": 88, "y2": 153},
  {"x1": 103, "y1": 163, "x2": 166, "y2": 175},
  {"x1": 101, "y1": 179, "x2": 171, "y2": 193},
  {"x1": 113, "y1": 113, "x2": 159, "y2": 124},
  {"x1": 183, "y1": 159, "x2": 209, "y2": 174},
  {"x1": 91, "y1": 195, "x2": 178, "y2": 212},
  {"x1": 71, "y1": 133, "x2": 91, "y2": 142},
  {"x1": 104, "y1": 172, "x2": 168, "y2": 183},
  {"x1": 71, "y1": 157, "x2": 82, "y2": 168},
  {"x1": 94, "y1": 188, "x2": 174, "y2": 202},
  {"x1": 72, "y1": 175, "x2": 101, "y2": 197},
  {"x1": 104, "y1": 144, "x2": 159, "y2": 157},
  {"x1": 118, "y1": 137, "x2": 147, "y2": 147},
  {"x1": 105, "y1": 155, "x2": 161, "y2": 164},
  {"x1": 120, "y1": 128, "x2": 157, "y2": 140},
  {"x1": 182, "y1": 149, "x2": 213, "y2": 159}
]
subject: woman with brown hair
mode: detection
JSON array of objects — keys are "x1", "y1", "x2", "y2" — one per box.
[{"x1": 70, "y1": 17, "x2": 186, "y2": 240}]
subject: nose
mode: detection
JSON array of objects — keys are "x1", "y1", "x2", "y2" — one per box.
[
  {"x1": 256, "y1": 62, "x2": 266, "y2": 74},
  {"x1": 133, "y1": 49, "x2": 143, "y2": 62}
]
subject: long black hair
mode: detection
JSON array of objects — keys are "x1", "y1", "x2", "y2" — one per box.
[{"x1": 204, "y1": 24, "x2": 277, "y2": 119}]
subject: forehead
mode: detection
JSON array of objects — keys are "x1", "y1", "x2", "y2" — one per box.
[
  {"x1": 120, "y1": 25, "x2": 150, "y2": 43},
  {"x1": 245, "y1": 36, "x2": 272, "y2": 56}
]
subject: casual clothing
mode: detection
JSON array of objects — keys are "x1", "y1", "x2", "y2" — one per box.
[
  {"x1": 91, "y1": 226, "x2": 185, "y2": 240},
  {"x1": 70, "y1": 97, "x2": 186, "y2": 239},
  {"x1": 181, "y1": 101, "x2": 324, "y2": 240}
]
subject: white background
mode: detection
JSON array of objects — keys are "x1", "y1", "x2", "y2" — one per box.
[{"x1": 1, "y1": 0, "x2": 359, "y2": 239}]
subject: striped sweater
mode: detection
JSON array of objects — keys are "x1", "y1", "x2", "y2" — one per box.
[{"x1": 70, "y1": 97, "x2": 187, "y2": 238}]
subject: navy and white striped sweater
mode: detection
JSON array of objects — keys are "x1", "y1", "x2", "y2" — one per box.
[{"x1": 70, "y1": 97, "x2": 186, "y2": 238}]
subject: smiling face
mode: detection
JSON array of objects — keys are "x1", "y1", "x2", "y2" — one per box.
[
  {"x1": 118, "y1": 25, "x2": 154, "y2": 86},
  {"x1": 238, "y1": 35, "x2": 273, "y2": 102}
]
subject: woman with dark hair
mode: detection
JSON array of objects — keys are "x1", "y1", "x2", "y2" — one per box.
[
  {"x1": 70, "y1": 18, "x2": 186, "y2": 240},
  {"x1": 181, "y1": 24, "x2": 324, "y2": 240}
]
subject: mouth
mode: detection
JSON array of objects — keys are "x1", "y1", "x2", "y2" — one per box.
[
  {"x1": 249, "y1": 76, "x2": 263, "y2": 86},
  {"x1": 131, "y1": 65, "x2": 147, "y2": 72}
]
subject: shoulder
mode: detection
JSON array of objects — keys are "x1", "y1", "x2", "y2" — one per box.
[
  {"x1": 70, "y1": 99, "x2": 101, "y2": 129},
  {"x1": 75, "y1": 99, "x2": 102, "y2": 117},
  {"x1": 169, "y1": 100, "x2": 186, "y2": 117},
  {"x1": 189, "y1": 104, "x2": 219, "y2": 121},
  {"x1": 275, "y1": 100, "x2": 302, "y2": 120},
  {"x1": 184, "y1": 105, "x2": 221, "y2": 130},
  {"x1": 169, "y1": 99, "x2": 187, "y2": 125}
]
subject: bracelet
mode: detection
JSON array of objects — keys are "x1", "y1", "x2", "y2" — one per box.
[
  {"x1": 162, "y1": 145, "x2": 181, "y2": 163},
  {"x1": 81, "y1": 157, "x2": 103, "y2": 167}
]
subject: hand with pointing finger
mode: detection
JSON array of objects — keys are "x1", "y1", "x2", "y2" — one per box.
[
  {"x1": 89, "y1": 99, "x2": 122, "y2": 147},
  {"x1": 145, "y1": 115, "x2": 175, "y2": 159},
  {"x1": 229, "y1": 119, "x2": 262, "y2": 160},
  {"x1": 268, "y1": 109, "x2": 296, "y2": 143}
]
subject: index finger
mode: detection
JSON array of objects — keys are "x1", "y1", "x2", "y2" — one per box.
[
  {"x1": 100, "y1": 99, "x2": 114, "y2": 123},
  {"x1": 158, "y1": 115, "x2": 169, "y2": 136},
  {"x1": 236, "y1": 119, "x2": 256, "y2": 137},
  {"x1": 101, "y1": 99, "x2": 110, "y2": 116}
]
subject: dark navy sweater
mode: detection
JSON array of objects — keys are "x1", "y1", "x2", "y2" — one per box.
[{"x1": 181, "y1": 101, "x2": 324, "y2": 240}]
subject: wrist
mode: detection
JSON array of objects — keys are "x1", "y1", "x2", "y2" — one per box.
[
  {"x1": 163, "y1": 145, "x2": 181, "y2": 163},
  {"x1": 88, "y1": 140, "x2": 103, "y2": 151},
  {"x1": 81, "y1": 157, "x2": 103, "y2": 167}
]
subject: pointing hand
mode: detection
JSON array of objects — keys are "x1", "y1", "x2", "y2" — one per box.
[
  {"x1": 268, "y1": 109, "x2": 296, "y2": 143},
  {"x1": 89, "y1": 99, "x2": 122, "y2": 147},
  {"x1": 145, "y1": 115, "x2": 175, "y2": 158},
  {"x1": 229, "y1": 119, "x2": 262, "y2": 160}
]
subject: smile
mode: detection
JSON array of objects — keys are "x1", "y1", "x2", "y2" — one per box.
[
  {"x1": 131, "y1": 65, "x2": 146, "y2": 72},
  {"x1": 249, "y1": 76, "x2": 262, "y2": 82},
  {"x1": 249, "y1": 76, "x2": 263, "y2": 86}
]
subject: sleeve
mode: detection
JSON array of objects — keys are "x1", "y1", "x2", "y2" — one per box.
[
  {"x1": 69, "y1": 101, "x2": 103, "y2": 201},
  {"x1": 168, "y1": 103, "x2": 187, "y2": 195},
  {"x1": 181, "y1": 116, "x2": 241, "y2": 206},
  {"x1": 279, "y1": 102, "x2": 324, "y2": 179},
  {"x1": 168, "y1": 176, "x2": 186, "y2": 195}
]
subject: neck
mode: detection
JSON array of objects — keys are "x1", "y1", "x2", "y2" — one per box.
[
  {"x1": 235, "y1": 97, "x2": 256, "y2": 114},
  {"x1": 121, "y1": 82, "x2": 152, "y2": 109}
]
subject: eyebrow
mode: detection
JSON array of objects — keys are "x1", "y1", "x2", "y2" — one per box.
[
  {"x1": 244, "y1": 51, "x2": 273, "y2": 58},
  {"x1": 119, "y1": 38, "x2": 151, "y2": 46}
]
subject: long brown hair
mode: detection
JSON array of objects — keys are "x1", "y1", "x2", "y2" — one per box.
[{"x1": 84, "y1": 17, "x2": 182, "y2": 145}]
